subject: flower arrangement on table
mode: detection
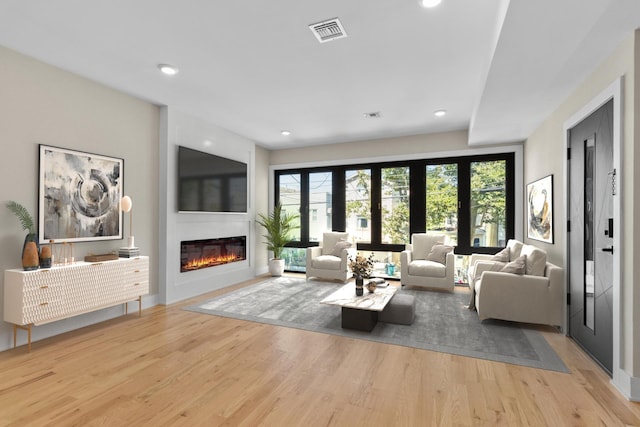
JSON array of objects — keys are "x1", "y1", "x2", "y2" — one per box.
[{"x1": 349, "y1": 252, "x2": 374, "y2": 279}]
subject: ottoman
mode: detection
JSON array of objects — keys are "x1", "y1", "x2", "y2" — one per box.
[{"x1": 379, "y1": 293, "x2": 415, "y2": 325}]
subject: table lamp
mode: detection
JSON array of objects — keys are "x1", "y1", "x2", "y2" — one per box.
[{"x1": 120, "y1": 195, "x2": 134, "y2": 248}]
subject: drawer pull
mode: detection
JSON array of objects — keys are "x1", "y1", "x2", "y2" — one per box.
[
  {"x1": 40, "y1": 285, "x2": 49, "y2": 289},
  {"x1": 134, "y1": 270, "x2": 141, "y2": 273},
  {"x1": 40, "y1": 302, "x2": 49, "y2": 306},
  {"x1": 134, "y1": 282, "x2": 140, "y2": 286}
]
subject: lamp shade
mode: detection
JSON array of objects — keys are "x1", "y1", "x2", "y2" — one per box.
[{"x1": 120, "y1": 195, "x2": 133, "y2": 213}]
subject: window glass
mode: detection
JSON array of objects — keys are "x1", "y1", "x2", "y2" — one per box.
[
  {"x1": 426, "y1": 164, "x2": 458, "y2": 245},
  {"x1": 470, "y1": 160, "x2": 507, "y2": 247},
  {"x1": 308, "y1": 171, "x2": 332, "y2": 242},
  {"x1": 381, "y1": 167, "x2": 410, "y2": 244},
  {"x1": 278, "y1": 173, "x2": 301, "y2": 241},
  {"x1": 345, "y1": 169, "x2": 371, "y2": 243}
]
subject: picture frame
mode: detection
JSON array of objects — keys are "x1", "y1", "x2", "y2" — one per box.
[
  {"x1": 38, "y1": 144, "x2": 124, "y2": 244},
  {"x1": 526, "y1": 174, "x2": 553, "y2": 243}
]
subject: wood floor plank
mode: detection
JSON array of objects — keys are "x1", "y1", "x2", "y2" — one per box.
[{"x1": 0, "y1": 274, "x2": 638, "y2": 426}]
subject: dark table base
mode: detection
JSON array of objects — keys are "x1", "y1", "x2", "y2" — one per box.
[{"x1": 341, "y1": 307, "x2": 378, "y2": 332}]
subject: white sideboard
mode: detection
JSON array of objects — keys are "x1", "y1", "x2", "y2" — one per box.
[{"x1": 4, "y1": 256, "x2": 149, "y2": 351}]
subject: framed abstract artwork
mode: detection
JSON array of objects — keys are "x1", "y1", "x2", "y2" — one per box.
[
  {"x1": 38, "y1": 145, "x2": 124, "y2": 244},
  {"x1": 527, "y1": 174, "x2": 553, "y2": 243}
]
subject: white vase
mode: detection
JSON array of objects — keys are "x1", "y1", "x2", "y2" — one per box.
[{"x1": 268, "y1": 258, "x2": 285, "y2": 276}]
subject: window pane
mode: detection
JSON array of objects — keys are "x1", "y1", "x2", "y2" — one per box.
[
  {"x1": 278, "y1": 173, "x2": 301, "y2": 241},
  {"x1": 382, "y1": 167, "x2": 410, "y2": 244},
  {"x1": 345, "y1": 169, "x2": 371, "y2": 243},
  {"x1": 309, "y1": 171, "x2": 332, "y2": 242},
  {"x1": 426, "y1": 164, "x2": 458, "y2": 245},
  {"x1": 470, "y1": 160, "x2": 507, "y2": 247}
]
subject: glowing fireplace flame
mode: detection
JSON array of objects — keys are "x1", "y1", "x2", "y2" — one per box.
[{"x1": 182, "y1": 254, "x2": 241, "y2": 271}]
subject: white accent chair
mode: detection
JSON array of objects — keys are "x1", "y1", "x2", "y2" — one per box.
[
  {"x1": 475, "y1": 260, "x2": 564, "y2": 327},
  {"x1": 400, "y1": 233, "x2": 455, "y2": 291},
  {"x1": 469, "y1": 239, "x2": 564, "y2": 327},
  {"x1": 306, "y1": 232, "x2": 356, "y2": 282}
]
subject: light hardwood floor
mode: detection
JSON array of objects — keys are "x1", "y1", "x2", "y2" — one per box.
[{"x1": 0, "y1": 275, "x2": 639, "y2": 426}]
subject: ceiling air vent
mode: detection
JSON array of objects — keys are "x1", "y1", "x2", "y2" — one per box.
[{"x1": 309, "y1": 18, "x2": 347, "y2": 43}]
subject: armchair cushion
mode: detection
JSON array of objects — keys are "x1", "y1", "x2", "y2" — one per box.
[
  {"x1": 330, "y1": 239, "x2": 352, "y2": 257},
  {"x1": 520, "y1": 244, "x2": 546, "y2": 276},
  {"x1": 491, "y1": 247, "x2": 510, "y2": 262},
  {"x1": 425, "y1": 244, "x2": 453, "y2": 265},
  {"x1": 412, "y1": 233, "x2": 446, "y2": 260},
  {"x1": 321, "y1": 232, "x2": 349, "y2": 256},
  {"x1": 408, "y1": 260, "x2": 447, "y2": 278},
  {"x1": 311, "y1": 255, "x2": 342, "y2": 270},
  {"x1": 507, "y1": 239, "x2": 524, "y2": 260},
  {"x1": 500, "y1": 255, "x2": 526, "y2": 275}
]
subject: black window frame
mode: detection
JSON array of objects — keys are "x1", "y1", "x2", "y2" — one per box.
[{"x1": 274, "y1": 152, "x2": 515, "y2": 255}]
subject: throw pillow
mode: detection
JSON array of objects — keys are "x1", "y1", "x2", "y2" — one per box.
[
  {"x1": 500, "y1": 255, "x2": 526, "y2": 275},
  {"x1": 490, "y1": 247, "x2": 510, "y2": 262},
  {"x1": 331, "y1": 239, "x2": 352, "y2": 257},
  {"x1": 425, "y1": 244, "x2": 453, "y2": 265}
]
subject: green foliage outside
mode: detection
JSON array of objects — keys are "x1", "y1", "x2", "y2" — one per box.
[{"x1": 344, "y1": 161, "x2": 506, "y2": 245}]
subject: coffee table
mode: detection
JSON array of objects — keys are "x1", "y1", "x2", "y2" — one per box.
[{"x1": 320, "y1": 283, "x2": 398, "y2": 331}]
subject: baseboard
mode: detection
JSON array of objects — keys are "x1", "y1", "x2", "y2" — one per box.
[{"x1": 613, "y1": 368, "x2": 640, "y2": 401}]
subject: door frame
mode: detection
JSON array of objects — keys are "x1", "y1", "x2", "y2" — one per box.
[{"x1": 563, "y1": 77, "x2": 622, "y2": 384}]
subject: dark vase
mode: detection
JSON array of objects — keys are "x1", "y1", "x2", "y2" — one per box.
[
  {"x1": 355, "y1": 275, "x2": 364, "y2": 296},
  {"x1": 22, "y1": 233, "x2": 40, "y2": 271}
]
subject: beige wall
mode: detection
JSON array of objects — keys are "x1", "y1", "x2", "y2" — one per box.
[
  {"x1": 0, "y1": 45, "x2": 160, "y2": 350},
  {"x1": 270, "y1": 130, "x2": 471, "y2": 166},
  {"x1": 525, "y1": 31, "x2": 638, "y2": 379}
]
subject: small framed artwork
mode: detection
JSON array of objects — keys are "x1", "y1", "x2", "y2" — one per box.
[
  {"x1": 38, "y1": 145, "x2": 124, "y2": 244},
  {"x1": 527, "y1": 174, "x2": 553, "y2": 243}
]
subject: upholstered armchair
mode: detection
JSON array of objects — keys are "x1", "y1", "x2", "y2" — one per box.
[
  {"x1": 475, "y1": 252, "x2": 564, "y2": 327},
  {"x1": 306, "y1": 232, "x2": 356, "y2": 282},
  {"x1": 400, "y1": 233, "x2": 455, "y2": 291}
]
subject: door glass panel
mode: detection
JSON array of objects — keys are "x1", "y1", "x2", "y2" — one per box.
[
  {"x1": 278, "y1": 173, "x2": 301, "y2": 241},
  {"x1": 345, "y1": 169, "x2": 371, "y2": 244},
  {"x1": 584, "y1": 137, "x2": 595, "y2": 331},
  {"x1": 426, "y1": 163, "x2": 458, "y2": 245},
  {"x1": 470, "y1": 160, "x2": 507, "y2": 247},
  {"x1": 382, "y1": 167, "x2": 410, "y2": 244},
  {"x1": 309, "y1": 172, "x2": 332, "y2": 242}
]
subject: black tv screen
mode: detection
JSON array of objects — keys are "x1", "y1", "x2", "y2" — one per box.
[{"x1": 178, "y1": 146, "x2": 248, "y2": 213}]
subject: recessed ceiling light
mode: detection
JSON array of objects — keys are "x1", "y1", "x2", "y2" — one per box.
[
  {"x1": 281, "y1": 130, "x2": 291, "y2": 136},
  {"x1": 420, "y1": 0, "x2": 442, "y2": 8},
  {"x1": 434, "y1": 110, "x2": 447, "y2": 117},
  {"x1": 158, "y1": 64, "x2": 179, "y2": 76}
]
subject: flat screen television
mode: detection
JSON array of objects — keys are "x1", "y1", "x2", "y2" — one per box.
[{"x1": 177, "y1": 146, "x2": 248, "y2": 213}]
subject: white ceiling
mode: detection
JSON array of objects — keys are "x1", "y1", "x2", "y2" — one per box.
[{"x1": 1, "y1": 0, "x2": 639, "y2": 150}]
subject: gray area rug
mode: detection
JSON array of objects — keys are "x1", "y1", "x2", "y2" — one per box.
[{"x1": 185, "y1": 277, "x2": 568, "y2": 372}]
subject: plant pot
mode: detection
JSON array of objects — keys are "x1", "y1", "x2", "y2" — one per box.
[
  {"x1": 268, "y1": 258, "x2": 285, "y2": 276},
  {"x1": 355, "y1": 275, "x2": 364, "y2": 296},
  {"x1": 22, "y1": 233, "x2": 40, "y2": 271}
]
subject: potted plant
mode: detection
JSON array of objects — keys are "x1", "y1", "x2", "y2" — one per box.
[
  {"x1": 256, "y1": 202, "x2": 299, "y2": 276},
  {"x1": 6, "y1": 201, "x2": 40, "y2": 270}
]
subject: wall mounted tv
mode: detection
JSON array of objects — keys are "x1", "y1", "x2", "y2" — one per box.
[{"x1": 178, "y1": 146, "x2": 248, "y2": 213}]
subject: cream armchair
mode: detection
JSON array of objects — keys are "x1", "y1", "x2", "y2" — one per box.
[
  {"x1": 306, "y1": 232, "x2": 356, "y2": 282},
  {"x1": 475, "y1": 261, "x2": 564, "y2": 327},
  {"x1": 400, "y1": 233, "x2": 455, "y2": 291}
]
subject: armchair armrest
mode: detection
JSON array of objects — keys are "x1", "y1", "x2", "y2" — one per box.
[
  {"x1": 307, "y1": 246, "x2": 322, "y2": 258},
  {"x1": 400, "y1": 250, "x2": 412, "y2": 278}
]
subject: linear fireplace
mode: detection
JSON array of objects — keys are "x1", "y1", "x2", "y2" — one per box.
[{"x1": 180, "y1": 236, "x2": 246, "y2": 272}]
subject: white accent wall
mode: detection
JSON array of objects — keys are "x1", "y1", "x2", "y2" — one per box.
[{"x1": 158, "y1": 107, "x2": 259, "y2": 304}]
